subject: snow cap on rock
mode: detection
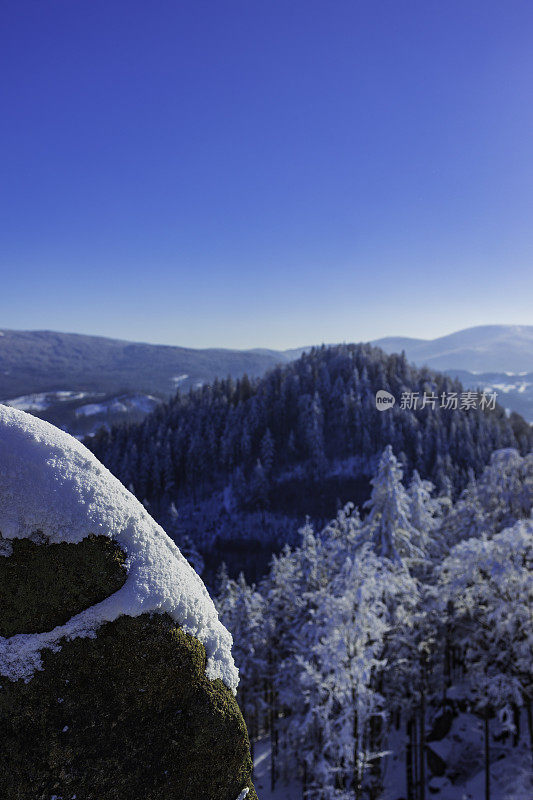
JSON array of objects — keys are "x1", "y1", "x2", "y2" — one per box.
[{"x1": 0, "y1": 405, "x2": 238, "y2": 691}]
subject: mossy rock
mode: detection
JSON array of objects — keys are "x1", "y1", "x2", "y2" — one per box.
[
  {"x1": 0, "y1": 534, "x2": 127, "y2": 638},
  {"x1": 0, "y1": 535, "x2": 257, "y2": 800}
]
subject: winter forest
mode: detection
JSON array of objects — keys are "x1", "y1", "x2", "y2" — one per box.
[
  {"x1": 216, "y1": 446, "x2": 532, "y2": 799},
  {"x1": 4, "y1": 3, "x2": 533, "y2": 798},
  {"x1": 89, "y1": 346, "x2": 533, "y2": 799}
]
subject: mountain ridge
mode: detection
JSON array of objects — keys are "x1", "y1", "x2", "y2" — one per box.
[
  {"x1": 2, "y1": 325, "x2": 532, "y2": 431},
  {"x1": 372, "y1": 324, "x2": 533, "y2": 372}
]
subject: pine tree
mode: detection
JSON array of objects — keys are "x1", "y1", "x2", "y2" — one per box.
[
  {"x1": 361, "y1": 446, "x2": 423, "y2": 564},
  {"x1": 231, "y1": 466, "x2": 248, "y2": 509},
  {"x1": 162, "y1": 440, "x2": 176, "y2": 496},
  {"x1": 260, "y1": 428, "x2": 275, "y2": 474},
  {"x1": 408, "y1": 470, "x2": 445, "y2": 559},
  {"x1": 216, "y1": 572, "x2": 266, "y2": 760},
  {"x1": 439, "y1": 520, "x2": 533, "y2": 799},
  {"x1": 249, "y1": 460, "x2": 269, "y2": 512}
]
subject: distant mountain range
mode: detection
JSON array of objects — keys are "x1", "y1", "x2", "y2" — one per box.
[
  {"x1": 0, "y1": 330, "x2": 284, "y2": 436},
  {"x1": 1, "y1": 325, "x2": 532, "y2": 434},
  {"x1": 372, "y1": 325, "x2": 533, "y2": 373},
  {"x1": 372, "y1": 326, "x2": 533, "y2": 422}
]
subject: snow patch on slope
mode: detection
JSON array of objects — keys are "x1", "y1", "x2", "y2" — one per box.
[
  {"x1": 0, "y1": 405, "x2": 237, "y2": 692},
  {"x1": 3, "y1": 391, "x2": 91, "y2": 412},
  {"x1": 75, "y1": 394, "x2": 159, "y2": 417}
]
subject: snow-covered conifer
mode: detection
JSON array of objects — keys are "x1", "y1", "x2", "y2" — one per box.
[{"x1": 361, "y1": 445, "x2": 423, "y2": 564}]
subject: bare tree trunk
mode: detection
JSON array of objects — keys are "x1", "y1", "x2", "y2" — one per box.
[
  {"x1": 413, "y1": 715, "x2": 419, "y2": 800},
  {"x1": 369, "y1": 676, "x2": 385, "y2": 799},
  {"x1": 484, "y1": 710, "x2": 491, "y2": 800},
  {"x1": 526, "y1": 696, "x2": 533, "y2": 762},
  {"x1": 512, "y1": 703, "x2": 520, "y2": 747},
  {"x1": 368, "y1": 714, "x2": 383, "y2": 799},
  {"x1": 269, "y1": 700, "x2": 276, "y2": 793},
  {"x1": 352, "y1": 690, "x2": 363, "y2": 800},
  {"x1": 419, "y1": 683, "x2": 426, "y2": 800},
  {"x1": 444, "y1": 605, "x2": 452, "y2": 698},
  {"x1": 418, "y1": 698, "x2": 426, "y2": 800},
  {"x1": 267, "y1": 652, "x2": 277, "y2": 794},
  {"x1": 406, "y1": 717, "x2": 414, "y2": 800}
]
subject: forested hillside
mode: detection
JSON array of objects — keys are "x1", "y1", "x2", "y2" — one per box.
[
  {"x1": 0, "y1": 329, "x2": 287, "y2": 437},
  {"x1": 89, "y1": 344, "x2": 531, "y2": 584},
  {"x1": 0, "y1": 329, "x2": 283, "y2": 398}
]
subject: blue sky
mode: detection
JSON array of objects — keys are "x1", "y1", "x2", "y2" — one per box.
[{"x1": 1, "y1": 0, "x2": 532, "y2": 349}]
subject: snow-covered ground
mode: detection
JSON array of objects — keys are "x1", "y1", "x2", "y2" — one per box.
[
  {"x1": 253, "y1": 738, "x2": 301, "y2": 800},
  {"x1": 381, "y1": 712, "x2": 532, "y2": 800},
  {"x1": 488, "y1": 380, "x2": 531, "y2": 395},
  {"x1": 2, "y1": 390, "x2": 90, "y2": 412},
  {"x1": 75, "y1": 402, "x2": 110, "y2": 417},
  {"x1": 75, "y1": 394, "x2": 159, "y2": 417},
  {"x1": 253, "y1": 715, "x2": 532, "y2": 800}
]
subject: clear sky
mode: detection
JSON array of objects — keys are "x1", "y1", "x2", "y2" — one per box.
[{"x1": 1, "y1": 1, "x2": 532, "y2": 349}]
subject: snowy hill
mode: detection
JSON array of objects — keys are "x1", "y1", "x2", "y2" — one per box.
[
  {"x1": 373, "y1": 326, "x2": 533, "y2": 422},
  {"x1": 0, "y1": 329, "x2": 285, "y2": 398},
  {"x1": 373, "y1": 325, "x2": 533, "y2": 373}
]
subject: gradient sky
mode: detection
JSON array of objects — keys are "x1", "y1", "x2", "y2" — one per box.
[{"x1": 1, "y1": 1, "x2": 532, "y2": 349}]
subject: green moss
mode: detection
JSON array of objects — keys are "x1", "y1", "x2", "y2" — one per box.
[
  {"x1": 0, "y1": 536, "x2": 257, "y2": 799},
  {"x1": 0, "y1": 613, "x2": 258, "y2": 800},
  {"x1": 0, "y1": 534, "x2": 127, "y2": 638}
]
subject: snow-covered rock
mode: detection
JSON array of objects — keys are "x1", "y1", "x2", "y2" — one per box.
[
  {"x1": 0, "y1": 406, "x2": 257, "y2": 800},
  {"x1": 0, "y1": 404, "x2": 236, "y2": 690}
]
